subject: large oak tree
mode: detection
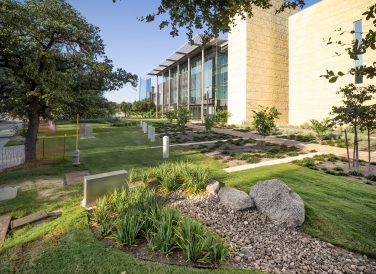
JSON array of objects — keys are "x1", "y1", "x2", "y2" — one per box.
[{"x1": 0, "y1": 0, "x2": 137, "y2": 162}]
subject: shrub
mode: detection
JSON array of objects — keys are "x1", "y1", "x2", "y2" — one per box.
[
  {"x1": 287, "y1": 151, "x2": 299, "y2": 157},
  {"x1": 333, "y1": 166, "x2": 344, "y2": 172},
  {"x1": 176, "y1": 107, "x2": 191, "y2": 131},
  {"x1": 165, "y1": 110, "x2": 177, "y2": 123},
  {"x1": 214, "y1": 109, "x2": 231, "y2": 126},
  {"x1": 366, "y1": 174, "x2": 376, "y2": 181},
  {"x1": 204, "y1": 116, "x2": 215, "y2": 132},
  {"x1": 252, "y1": 106, "x2": 281, "y2": 143},
  {"x1": 309, "y1": 118, "x2": 331, "y2": 142},
  {"x1": 348, "y1": 170, "x2": 364, "y2": 177}
]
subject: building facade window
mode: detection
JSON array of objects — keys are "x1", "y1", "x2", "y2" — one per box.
[
  {"x1": 179, "y1": 62, "x2": 189, "y2": 105},
  {"x1": 163, "y1": 73, "x2": 169, "y2": 108},
  {"x1": 354, "y1": 19, "x2": 363, "y2": 84},
  {"x1": 190, "y1": 57, "x2": 202, "y2": 105},
  {"x1": 170, "y1": 68, "x2": 178, "y2": 106}
]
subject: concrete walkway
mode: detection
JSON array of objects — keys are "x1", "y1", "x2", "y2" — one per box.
[
  {"x1": 187, "y1": 123, "x2": 376, "y2": 163},
  {"x1": 224, "y1": 152, "x2": 323, "y2": 173}
]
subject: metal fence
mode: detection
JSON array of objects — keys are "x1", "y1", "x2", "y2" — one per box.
[
  {"x1": 0, "y1": 136, "x2": 67, "y2": 172},
  {"x1": 0, "y1": 145, "x2": 25, "y2": 171}
]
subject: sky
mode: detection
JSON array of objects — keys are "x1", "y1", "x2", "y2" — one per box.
[{"x1": 67, "y1": 0, "x2": 321, "y2": 103}]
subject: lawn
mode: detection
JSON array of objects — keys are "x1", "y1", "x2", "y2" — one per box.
[{"x1": 0, "y1": 122, "x2": 375, "y2": 273}]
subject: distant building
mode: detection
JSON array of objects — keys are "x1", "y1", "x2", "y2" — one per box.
[
  {"x1": 148, "y1": 0, "x2": 375, "y2": 125},
  {"x1": 138, "y1": 78, "x2": 152, "y2": 101}
]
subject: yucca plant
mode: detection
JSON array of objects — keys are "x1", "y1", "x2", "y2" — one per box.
[
  {"x1": 148, "y1": 207, "x2": 180, "y2": 254},
  {"x1": 115, "y1": 211, "x2": 144, "y2": 246}
]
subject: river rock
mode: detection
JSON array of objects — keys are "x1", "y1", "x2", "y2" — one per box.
[
  {"x1": 250, "y1": 179, "x2": 304, "y2": 228},
  {"x1": 206, "y1": 180, "x2": 220, "y2": 195},
  {"x1": 218, "y1": 187, "x2": 255, "y2": 211}
]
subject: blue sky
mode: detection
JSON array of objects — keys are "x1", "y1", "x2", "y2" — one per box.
[{"x1": 67, "y1": 0, "x2": 321, "y2": 103}]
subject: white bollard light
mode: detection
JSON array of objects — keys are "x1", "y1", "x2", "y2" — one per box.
[
  {"x1": 150, "y1": 127, "x2": 155, "y2": 142},
  {"x1": 163, "y1": 136, "x2": 169, "y2": 159},
  {"x1": 143, "y1": 122, "x2": 147, "y2": 133},
  {"x1": 140, "y1": 120, "x2": 143, "y2": 127}
]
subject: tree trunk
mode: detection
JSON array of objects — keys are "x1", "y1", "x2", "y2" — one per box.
[
  {"x1": 344, "y1": 129, "x2": 351, "y2": 169},
  {"x1": 368, "y1": 128, "x2": 371, "y2": 173},
  {"x1": 354, "y1": 124, "x2": 359, "y2": 170},
  {"x1": 25, "y1": 109, "x2": 39, "y2": 163}
]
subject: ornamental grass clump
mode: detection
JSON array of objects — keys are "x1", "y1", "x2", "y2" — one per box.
[
  {"x1": 147, "y1": 207, "x2": 180, "y2": 254},
  {"x1": 116, "y1": 211, "x2": 144, "y2": 246},
  {"x1": 177, "y1": 218, "x2": 229, "y2": 263},
  {"x1": 153, "y1": 161, "x2": 210, "y2": 194}
]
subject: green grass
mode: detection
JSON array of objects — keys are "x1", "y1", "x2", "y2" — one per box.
[
  {"x1": 224, "y1": 163, "x2": 376, "y2": 257},
  {"x1": 1, "y1": 122, "x2": 376, "y2": 272}
]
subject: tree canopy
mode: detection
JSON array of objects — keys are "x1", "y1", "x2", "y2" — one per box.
[
  {"x1": 0, "y1": 0, "x2": 137, "y2": 161},
  {"x1": 114, "y1": 0, "x2": 304, "y2": 41}
]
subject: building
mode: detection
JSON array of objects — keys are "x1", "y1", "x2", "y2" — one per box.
[
  {"x1": 148, "y1": 0, "x2": 375, "y2": 125},
  {"x1": 149, "y1": 36, "x2": 228, "y2": 120},
  {"x1": 289, "y1": 0, "x2": 376, "y2": 124},
  {"x1": 138, "y1": 77, "x2": 152, "y2": 101}
]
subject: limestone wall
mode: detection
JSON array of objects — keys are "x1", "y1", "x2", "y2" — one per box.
[
  {"x1": 246, "y1": 0, "x2": 295, "y2": 124},
  {"x1": 289, "y1": 0, "x2": 376, "y2": 125}
]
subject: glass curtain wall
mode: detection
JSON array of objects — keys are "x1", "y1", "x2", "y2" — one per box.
[
  {"x1": 215, "y1": 50, "x2": 228, "y2": 109},
  {"x1": 163, "y1": 73, "x2": 169, "y2": 111},
  {"x1": 204, "y1": 48, "x2": 216, "y2": 117},
  {"x1": 190, "y1": 57, "x2": 202, "y2": 120},
  {"x1": 179, "y1": 63, "x2": 189, "y2": 106},
  {"x1": 170, "y1": 68, "x2": 178, "y2": 107}
]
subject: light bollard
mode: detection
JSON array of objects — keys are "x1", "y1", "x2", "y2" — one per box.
[
  {"x1": 140, "y1": 120, "x2": 143, "y2": 127},
  {"x1": 150, "y1": 127, "x2": 155, "y2": 142},
  {"x1": 72, "y1": 149, "x2": 80, "y2": 166},
  {"x1": 142, "y1": 122, "x2": 147, "y2": 133},
  {"x1": 163, "y1": 136, "x2": 169, "y2": 159}
]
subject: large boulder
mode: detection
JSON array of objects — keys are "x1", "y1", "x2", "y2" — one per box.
[
  {"x1": 218, "y1": 187, "x2": 255, "y2": 211},
  {"x1": 250, "y1": 179, "x2": 305, "y2": 228}
]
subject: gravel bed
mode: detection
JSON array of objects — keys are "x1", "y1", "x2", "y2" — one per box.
[{"x1": 168, "y1": 192, "x2": 376, "y2": 274}]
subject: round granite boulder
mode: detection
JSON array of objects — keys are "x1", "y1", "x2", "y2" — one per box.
[
  {"x1": 250, "y1": 179, "x2": 305, "y2": 228},
  {"x1": 218, "y1": 187, "x2": 255, "y2": 211}
]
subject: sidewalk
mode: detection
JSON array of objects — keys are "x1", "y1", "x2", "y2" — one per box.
[{"x1": 187, "y1": 124, "x2": 375, "y2": 162}]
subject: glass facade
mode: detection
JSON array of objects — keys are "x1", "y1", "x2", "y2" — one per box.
[
  {"x1": 354, "y1": 20, "x2": 363, "y2": 84},
  {"x1": 179, "y1": 63, "x2": 189, "y2": 105},
  {"x1": 163, "y1": 73, "x2": 169, "y2": 109},
  {"x1": 156, "y1": 43, "x2": 228, "y2": 120},
  {"x1": 170, "y1": 68, "x2": 178, "y2": 106}
]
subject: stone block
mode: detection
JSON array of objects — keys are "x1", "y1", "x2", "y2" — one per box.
[
  {"x1": 81, "y1": 170, "x2": 128, "y2": 208},
  {"x1": 0, "y1": 187, "x2": 17, "y2": 201},
  {"x1": 0, "y1": 214, "x2": 11, "y2": 247},
  {"x1": 11, "y1": 211, "x2": 49, "y2": 229},
  {"x1": 79, "y1": 123, "x2": 94, "y2": 139},
  {"x1": 64, "y1": 170, "x2": 90, "y2": 186}
]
